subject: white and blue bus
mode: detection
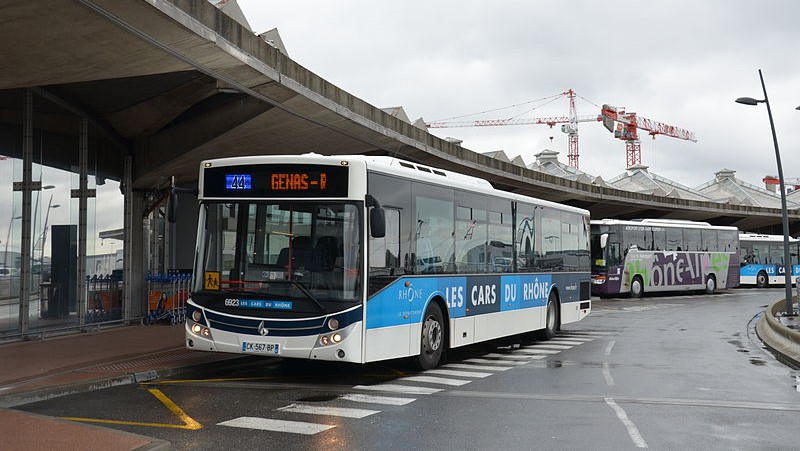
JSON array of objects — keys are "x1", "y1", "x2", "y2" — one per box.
[
  {"x1": 186, "y1": 154, "x2": 591, "y2": 369},
  {"x1": 738, "y1": 232, "x2": 800, "y2": 287}
]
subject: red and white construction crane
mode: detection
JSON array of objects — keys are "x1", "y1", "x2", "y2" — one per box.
[
  {"x1": 600, "y1": 104, "x2": 697, "y2": 168},
  {"x1": 426, "y1": 89, "x2": 600, "y2": 169},
  {"x1": 762, "y1": 176, "x2": 800, "y2": 191}
]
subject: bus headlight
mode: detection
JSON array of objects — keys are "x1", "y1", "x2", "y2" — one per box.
[
  {"x1": 317, "y1": 324, "x2": 352, "y2": 347},
  {"x1": 190, "y1": 321, "x2": 212, "y2": 339},
  {"x1": 328, "y1": 318, "x2": 339, "y2": 331},
  {"x1": 192, "y1": 309, "x2": 203, "y2": 322}
]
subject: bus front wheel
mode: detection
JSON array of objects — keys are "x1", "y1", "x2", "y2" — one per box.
[
  {"x1": 417, "y1": 303, "x2": 444, "y2": 370},
  {"x1": 630, "y1": 276, "x2": 644, "y2": 298},
  {"x1": 756, "y1": 271, "x2": 768, "y2": 288}
]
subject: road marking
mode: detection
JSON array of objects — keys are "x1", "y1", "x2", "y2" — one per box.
[
  {"x1": 554, "y1": 336, "x2": 594, "y2": 342},
  {"x1": 484, "y1": 353, "x2": 542, "y2": 360},
  {"x1": 463, "y1": 358, "x2": 528, "y2": 365},
  {"x1": 399, "y1": 375, "x2": 471, "y2": 386},
  {"x1": 544, "y1": 340, "x2": 588, "y2": 345},
  {"x1": 605, "y1": 398, "x2": 648, "y2": 448},
  {"x1": 339, "y1": 393, "x2": 416, "y2": 406},
  {"x1": 218, "y1": 417, "x2": 333, "y2": 435},
  {"x1": 62, "y1": 388, "x2": 202, "y2": 430},
  {"x1": 426, "y1": 369, "x2": 493, "y2": 378},
  {"x1": 445, "y1": 363, "x2": 513, "y2": 371},
  {"x1": 525, "y1": 344, "x2": 573, "y2": 350},
  {"x1": 353, "y1": 384, "x2": 442, "y2": 395},
  {"x1": 277, "y1": 403, "x2": 380, "y2": 418},
  {"x1": 605, "y1": 340, "x2": 616, "y2": 356},
  {"x1": 516, "y1": 348, "x2": 562, "y2": 355},
  {"x1": 603, "y1": 362, "x2": 615, "y2": 386}
]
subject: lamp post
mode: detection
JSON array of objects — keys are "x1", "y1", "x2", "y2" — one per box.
[
  {"x1": 38, "y1": 195, "x2": 61, "y2": 271},
  {"x1": 3, "y1": 215, "x2": 23, "y2": 270},
  {"x1": 736, "y1": 68, "x2": 795, "y2": 315}
]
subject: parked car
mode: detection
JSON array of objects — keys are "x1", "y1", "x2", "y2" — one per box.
[{"x1": 0, "y1": 266, "x2": 19, "y2": 278}]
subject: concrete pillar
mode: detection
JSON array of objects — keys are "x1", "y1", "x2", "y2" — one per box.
[{"x1": 123, "y1": 162, "x2": 146, "y2": 320}]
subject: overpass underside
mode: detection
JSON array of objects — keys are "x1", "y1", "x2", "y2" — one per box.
[{"x1": 0, "y1": 0, "x2": 797, "y2": 335}]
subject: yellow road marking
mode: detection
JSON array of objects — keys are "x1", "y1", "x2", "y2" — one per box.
[{"x1": 62, "y1": 388, "x2": 202, "y2": 430}]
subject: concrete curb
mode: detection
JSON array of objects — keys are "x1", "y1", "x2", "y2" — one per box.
[
  {"x1": 0, "y1": 362, "x2": 211, "y2": 409},
  {"x1": 755, "y1": 299, "x2": 800, "y2": 369}
]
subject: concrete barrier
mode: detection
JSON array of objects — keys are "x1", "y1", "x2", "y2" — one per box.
[{"x1": 755, "y1": 299, "x2": 800, "y2": 369}]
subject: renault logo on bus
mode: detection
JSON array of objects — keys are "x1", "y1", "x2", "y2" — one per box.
[{"x1": 258, "y1": 321, "x2": 269, "y2": 336}]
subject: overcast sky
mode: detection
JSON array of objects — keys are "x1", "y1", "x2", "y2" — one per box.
[{"x1": 239, "y1": 0, "x2": 799, "y2": 188}]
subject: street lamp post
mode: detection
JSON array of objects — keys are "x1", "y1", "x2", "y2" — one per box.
[
  {"x1": 3, "y1": 215, "x2": 23, "y2": 270},
  {"x1": 38, "y1": 195, "x2": 61, "y2": 272},
  {"x1": 736, "y1": 68, "x2": 795, "y2": 316}
]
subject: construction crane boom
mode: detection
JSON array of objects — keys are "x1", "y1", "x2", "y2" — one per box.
[
  {"x1": 426, "y1": 114, "x2": 600, "y2": 129},
  {"x1": 426, "y1": 89, "x2": 596, "y2": 169},
  {"x1": 601, "y1": 104, "x2": 697, "y2": 167}
]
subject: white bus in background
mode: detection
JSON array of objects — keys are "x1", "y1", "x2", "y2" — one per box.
[
  {"x1": 738, "y1": 232, "x2": 800, "y2": 287},
  {"x1": 591, "y1": 218, "x2": 740, "y2": 297}
]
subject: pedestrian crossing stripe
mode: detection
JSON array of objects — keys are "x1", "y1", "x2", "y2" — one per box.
[
  {"x1": 218, "y1": 417, "x2": 333, "y2": 435},
  {"x1": 339, "y1": 393, "x2": 416, "y2": 406},
  {"x1": 444, "y1": 363, "x2": 513, "y2": 371},
  {"x1": 398, "y1": 375, "x2": 471, "y2": 386},
  {"x1": 277, "y1": 403, "x2": 379, "y2": 418},
  {"x1": 353, "y1": 384, "x2": 442, "y2": 395},
  {"x1": 425, "y1": 369, "x2": 493, "y2": 378}
]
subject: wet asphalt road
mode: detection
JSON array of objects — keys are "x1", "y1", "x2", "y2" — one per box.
[{"x1": 18, "y1": 288, "x2": 800, "y2": 450}]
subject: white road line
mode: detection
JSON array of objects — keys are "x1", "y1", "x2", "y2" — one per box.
[
  {"x1": 464, "y1": 358, "x2": 528, "y2": 366},
  {"x1": 543, "y1": 340, "x2": 587, "y2": 345},
  {"x1": 554, "y1": 336, "x2": 594, "y2": 342},
  {"x1": 218, "y1": 417, "x2": 334, "y2": 435},
  {"x1": 566, "y1": 331, "x2": 615, "y2": 336},
  {"x1": 445, "y1": 363, "x2": 513, "y2": 371},
  {"x1": 516, "y1": 348, "x2": 562, "y2": 355},
  {"x1": 426, "y1": 369, "x2": 493, "y2": 378},
  {"x1": 484, "y1": 353, "x2": 540, "y2": 360},
  {"x1": 277, "y1": 403, "x2": 380, "y2": 419},
  {"x1": 399, "y1": 375, "x2": 471, "y2": 386},
  {"x1": 605, "y1": 398, "x2": 648, "y2": 448},
  {"x1": 339, "y1": 393, "x2": 416, "y2": 406},
  {"x1": 602, "y1": 362, "x2": 615, "y2": 386},
  {"x1": 525, "y1": 344, "x2": 573, "y2": 350},
  {"x1": 605, "y1": 340, "x2": 616, "y2": 356},
  {"x1": 353, "y1": 384, "x2": 442, "y2": 395}
]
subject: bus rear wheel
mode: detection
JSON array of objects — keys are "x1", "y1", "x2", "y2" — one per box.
[
  {"x1": 756, "y1": 271, "x2": 768, "y2": 288},
  {"x1": 416, "y1": 303, "x2": 444, "y2": 370},
  {"x1": 630, "y1": 276, "x2": 644, "y2": 298},
  {"x1": 537, "y1": 292, "x2": 559, "y2": 340},
  {"x1": 705, "y1": 275, "x2": 716, "y2": 295}
]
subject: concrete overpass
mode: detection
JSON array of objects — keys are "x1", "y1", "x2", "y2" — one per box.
[
  {"x1": 2, "y1": 0, "x2": 798, "y2": 232},
  {"x1": 1, "y1": 0, "x2": 799, "y2": 335}
]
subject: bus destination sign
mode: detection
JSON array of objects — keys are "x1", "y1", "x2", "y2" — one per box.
[{"x1": 204, "y1": 164, "x2": 349, "y2": 198}]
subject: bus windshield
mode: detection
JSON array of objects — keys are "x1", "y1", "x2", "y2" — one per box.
[{"x1": 194, "y1": 201, "x2": 362, "y2": 303}]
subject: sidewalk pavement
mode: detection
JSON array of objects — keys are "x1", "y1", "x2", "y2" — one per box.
[
  {"x1": 0, "y1": 323, "x2": 232, "y2": 450},
  {"x1": 0, "y1": 301, "x2": 798, "y2": 450}
]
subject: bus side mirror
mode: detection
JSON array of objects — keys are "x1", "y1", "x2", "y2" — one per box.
[
  {"x1": 366, "y1": 195, "x2": 385, "y2": 238},
  {"x1": 600, "y1": 233, "x2": 608, "y2": 249}
]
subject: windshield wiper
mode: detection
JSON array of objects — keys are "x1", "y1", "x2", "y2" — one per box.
[{"x1": 269, "y1": 279, "x2": 325, "y2": 312}]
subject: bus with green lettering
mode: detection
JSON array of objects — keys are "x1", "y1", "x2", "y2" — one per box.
[
  {"x1": 591, "y1": 218, "x2": 739, "y2": 298},
  {"x1": 185, "y1": 154, "x2": 591, "y2": 369}
]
